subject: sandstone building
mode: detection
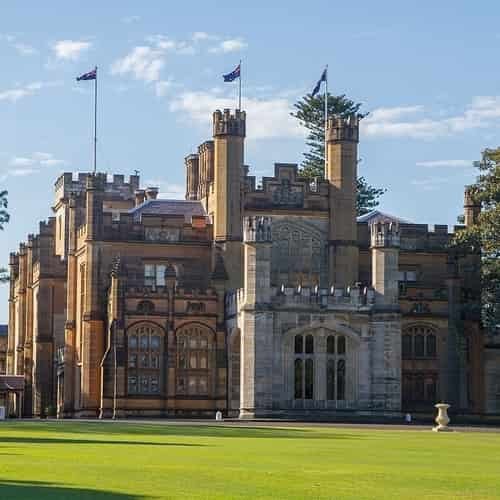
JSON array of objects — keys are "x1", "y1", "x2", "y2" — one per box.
[{"x1": 7, "y1": 109, "x2": 489, "y2": 418}]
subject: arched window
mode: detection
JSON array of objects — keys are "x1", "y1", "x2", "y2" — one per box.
[
  {"x1": 294, "y1": 334, "x2": 315, "y2": 400},
  {"x1": 176, "y1": 324, "x2": 213, "y2": 396},
  {"x1": 127, "y1": 323, "x2": 163, "y2": 395},
  {"x1": 402, "y1": 326, "x2": 437, "y2": 359},
  {"x1": 137, "y1": 300, "x2": 155, "y2": 315},
  {"x1": 305, "y1": 335, "x2": 314, "y2": 354},
  {"x1": 426, "y1": 334, "x2": 436, "y2": 358},
  {"x1": 326, "y1": 335, "x2": 347, "y2": 401},
  {"x1": 305, "y1": 359, "x2": 314, "y2": 399},
  {"x1": 294, "y1": 359, "x2": 303, "y2": 399}
]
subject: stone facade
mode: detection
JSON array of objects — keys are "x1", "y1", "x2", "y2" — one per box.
[{"x1": 7, "y1": 109, "x2": 488, "y2": 418}]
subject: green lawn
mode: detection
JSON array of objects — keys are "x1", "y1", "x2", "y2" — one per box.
[{"x1": 0, "y1": 422, "x2": 499, "y2": 499}]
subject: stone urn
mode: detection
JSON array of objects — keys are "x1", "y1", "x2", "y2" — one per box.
[{"x1": 433, "y1": 403, "x2": 451, "y2": 432}]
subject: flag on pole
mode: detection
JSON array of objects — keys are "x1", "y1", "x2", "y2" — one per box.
[
  {"x1": 312, "y1": 67, "x2": 327, "y2": 96},
  {"x1": 223, "y1": 64, "x2": 241, "y2": 82},
  {"x1": 76, "y1": 68, "x2": 97, "y2": 81}
]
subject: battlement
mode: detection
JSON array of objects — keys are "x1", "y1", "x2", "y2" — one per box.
[
  {"x1": 370, "y1": 221, "x2": 400, "y2": 248},
  {"x1": 227, "y1": 284, "x2": 376, "y2": 313},
  {"x1": 54, "y1": 171, "x2": 140, "y2": 205},
  {"x1": 213, "y1": 109, "x2": 246, "y2": 137},
  {"x1": 244, "y1": 216, "x2": 272, "y2": 243},
  {"x1": 326, "y1": 114, "x2": 360, "y2": 142}
]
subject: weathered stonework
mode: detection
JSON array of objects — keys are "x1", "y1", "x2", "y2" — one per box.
[{"x1": 7, "y1": 109, "x2": 487, "y2": 419}]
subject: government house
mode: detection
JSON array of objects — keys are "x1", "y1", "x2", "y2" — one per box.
[{"x1": 6, "y1": 109, "x2": 497, "y2": 418}]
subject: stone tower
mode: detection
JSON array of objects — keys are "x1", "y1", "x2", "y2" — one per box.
[
  {"x1": 370, "y1": 221, "x2": 400, "y2": 306},
  {"x1": 463, "y1": 185, "x2": 480, "y2": 227},
  {"x1": 212, "y1": 109, "x2": 246, "y2": 289},
  {"x1": 239, "y1": 216, "x2": 274, "y2": 419},
  {"x1": 326, "y1": 115, "x2": 359, "y2": 288}
]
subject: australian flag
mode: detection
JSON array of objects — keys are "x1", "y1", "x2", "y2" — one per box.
[
  {"x1": 223, "y1": 64, "x2": 241, "y2": 82},
  {"x1": 76, "y1": 67, "x2": 97, "y2": 81},
  {"x1": 312, "y1": 67, "x2": 327, "y2": 96}
]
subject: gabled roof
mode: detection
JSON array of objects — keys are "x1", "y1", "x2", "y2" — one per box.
[
  {"x1": 357, "y1": 210, "x2": 412, "y2": 224},
  {"x1": 129, "y1": 199, "x2": 206, "y2": 222}
]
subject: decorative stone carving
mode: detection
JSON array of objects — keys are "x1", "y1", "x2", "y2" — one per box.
[
  {"x1": 269, "y1": 179, "x2": 304, "y2": 207},
  {"x1": 244, "y1": 216, "x2": 272, "y2": 243}
]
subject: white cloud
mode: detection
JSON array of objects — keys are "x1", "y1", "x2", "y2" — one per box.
[
  {"x1": 170, "y1": 90, "x2": 303, "y2": 140},
  {"x1": 209, "y1": 38, "x2": 247, "y2": 53},
  {"x1": 7, "y1": 152, "x2": 66, "y2": 176},
  {"x1": 363, "y1": 97, "x2": 500, "y2": 139},
  {"x1": 121, "y1": 15, "x2": 140, "y2": 24},
  {"x1": 111, "y1": 46, "x2": 165, "y2": 82},
  {"x1": 0, "y1": 81, "x2": 60, "y2": 102},
  {"x1": 155, "y1": 80, "x2": 174, "y2": 97},
  {"x1": 416, "y1": 159, "x2": 473, "y2": 168},
  {"x1": 1, "y1": 34, "x2": 37, "y2": 55},
  {"x1": 13, "y1": 42, "x2": 37, "y2": 56},
  {"x1": 192, "y1": 32, "x2": 215, "y2": 42},
  {"x1": 52, "y1": 40, "x2": 92, "y2": 60}
]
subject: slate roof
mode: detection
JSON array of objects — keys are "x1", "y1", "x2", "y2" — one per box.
[
  {"x1": 357, "y1": 210, "x2": 412, "y2": 224},
  {"x1": 0, "y1": 325, "x2": 7, "y2": 337},
  {"x1": 129, "y1": 199, "x2": 206, "y2": 222}
]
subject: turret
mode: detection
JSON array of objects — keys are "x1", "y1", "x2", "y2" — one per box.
[
  {"x1": 464, "y1": 185, "x2": 480, "y2": 227},
  {"x1": 370, "y1": 221, "x2": 400, "y2": 306},
  {"x1": 212, "y1": 109, "x2": 245, "y2": 241},
  {"x1": 326, "y1": 114, "x2": 360, "y2": 288},
  {"x1": 185, "y1": 154, "x2": 200, "y2": 200}
]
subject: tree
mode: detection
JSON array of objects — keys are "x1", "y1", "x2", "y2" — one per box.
[
  {"x1": 0, "y1": 189, "x2": 9, "y2": 283},
  {"x1": 453, "y1": 148, "x2": 500, "y2": 333},
  {"x1": 291, "y1": 93, "x2": 386, "y2": 215}
]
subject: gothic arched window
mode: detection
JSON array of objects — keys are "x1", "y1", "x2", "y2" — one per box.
[
  {"x1": 326, "y1": 335, "x2": 347, "y2": 401},
  {"x1": 402, "y1": 326, "x2": 438, "y2": 359},
  {"x1": 294, "y1": 334, "x2": 315, "y2": 400},
  {"x1": 176, "y1": 324, "x2": 213, "y2": 396},
  {"x1": 137, "y1": 300, "x2": 155, "y2": 315},
  {"x1": 127, "y1": 323, "x2": 163, "y2": 395}
]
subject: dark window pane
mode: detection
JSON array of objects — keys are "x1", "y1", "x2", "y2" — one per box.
[
  {"x1": 426, "y1": 378, "x2": 437, "y2": 402},
  {"x1": 128, "y1": 354, "x2": 137, "y2": 369},
  {"x1": 415, "y1": 335, "x2": 424, "y2": 357},
  {"x1": 337, "y1": 336, "x2": 346, "y2": 355},
  {"x1": 337, "y1": 359, "x2": 345, "y2": 400},
  {"x1": 294, "y1": 359, "x2": 303, "y2": 399},
  {"x1": 327, "y1": 359, "x2": 335, "y2": 400},
  {"x1": 327, "y1": 336, "x2": 335, "y2": 354},
  {"x1": 426, "y1": 334, "x2": 436, "y2": 358},
  {"x1": 129, "y1": 335, "x2": 137, "y2": 349},
  {"x1": 294, "y1": 335, "x2": 303, "y2": 354},
  {"x1": 414, "y1": 376, "x2": 424, "y2": 400},
  {"x1": 305, "y1": 359, "x2": 314, "y2": 399},
  {"x1": 305, "y1": 335, "x2": 314, "y2": 354},
  {"x1": 128, "y1": 376, "x2": 137, "y2": 394},
  {"x1": 402, "y1": 334, "x2": 412, "y2": 359}
]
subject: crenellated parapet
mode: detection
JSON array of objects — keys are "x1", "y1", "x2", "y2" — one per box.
[
  {"x1": 244, "y1": 216, "x2": 272, "y2": 243},
  {"x1": 370, "y1": 221, "x2": 400, "y2": 249},
  {"x1": 326, "y1": 114, "x2": 360, "y2": 143},
  {"x1": 213, "y1": 109, "x2": 246, "y2": 137}
]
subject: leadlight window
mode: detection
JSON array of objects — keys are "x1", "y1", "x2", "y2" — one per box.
[
  {"x1": 326, "y1": 335, "x2": 347, "y2": 401},
  {"x1": 293, "y1": 334, "x2": 315, "y2": 400},
  {"x1": 144, "y1": 264, "x2": 166, "y2": 287},
  {"x1": 127, "y1": 323, "x2": 163, "y2": 395},
  {"x1": 402, "y1": 326, "x2": 437, "y2": 359},
  {"x1": 176, "y1": 324, "x2": 213, "y2": 396}
]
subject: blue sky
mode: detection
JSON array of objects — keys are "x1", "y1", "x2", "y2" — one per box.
[{"x1": 1, "y1": 0, "x2": 498, "y2": 322}]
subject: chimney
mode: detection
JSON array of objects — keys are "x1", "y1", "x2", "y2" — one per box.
[
  {"x1": 135, "y1": 189, "x2": 146, "y2": 206},
  {"x1": 145, "y1": 187, "x2": 158, "y2": 201}
]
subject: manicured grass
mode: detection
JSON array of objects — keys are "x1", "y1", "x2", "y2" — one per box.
[{"x1": 0, "y1": 421, "x2": 499, "y2": 499}]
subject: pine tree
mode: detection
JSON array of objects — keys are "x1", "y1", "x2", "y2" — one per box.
[
  {"x1": 291, "y1": 93, "x2": 385, "y2": 215},
  {"x1": 453, "y1": 148, "x2": 500, "y2": 333}
]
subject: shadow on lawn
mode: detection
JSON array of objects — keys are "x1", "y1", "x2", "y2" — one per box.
[
  {"x1": 0, "y1": 436, "x2": 203, "y2": 446},
  {"x1": 2, "y1": 422, "x2": 363, "y2": 440},
  {"x1": 0, "y1": 480, "x2": 145, "y2": 500}
]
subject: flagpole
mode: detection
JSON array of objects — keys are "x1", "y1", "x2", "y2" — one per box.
[
  {"x1": 238, "y1": 59, "x2": 242, "y2": 110},
  {"x1": 324, "y1": 64, "x2": 328, "y2": 174},
  {"x1": 93, "y1": 66, "x2": 98, "y2": 174}
]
